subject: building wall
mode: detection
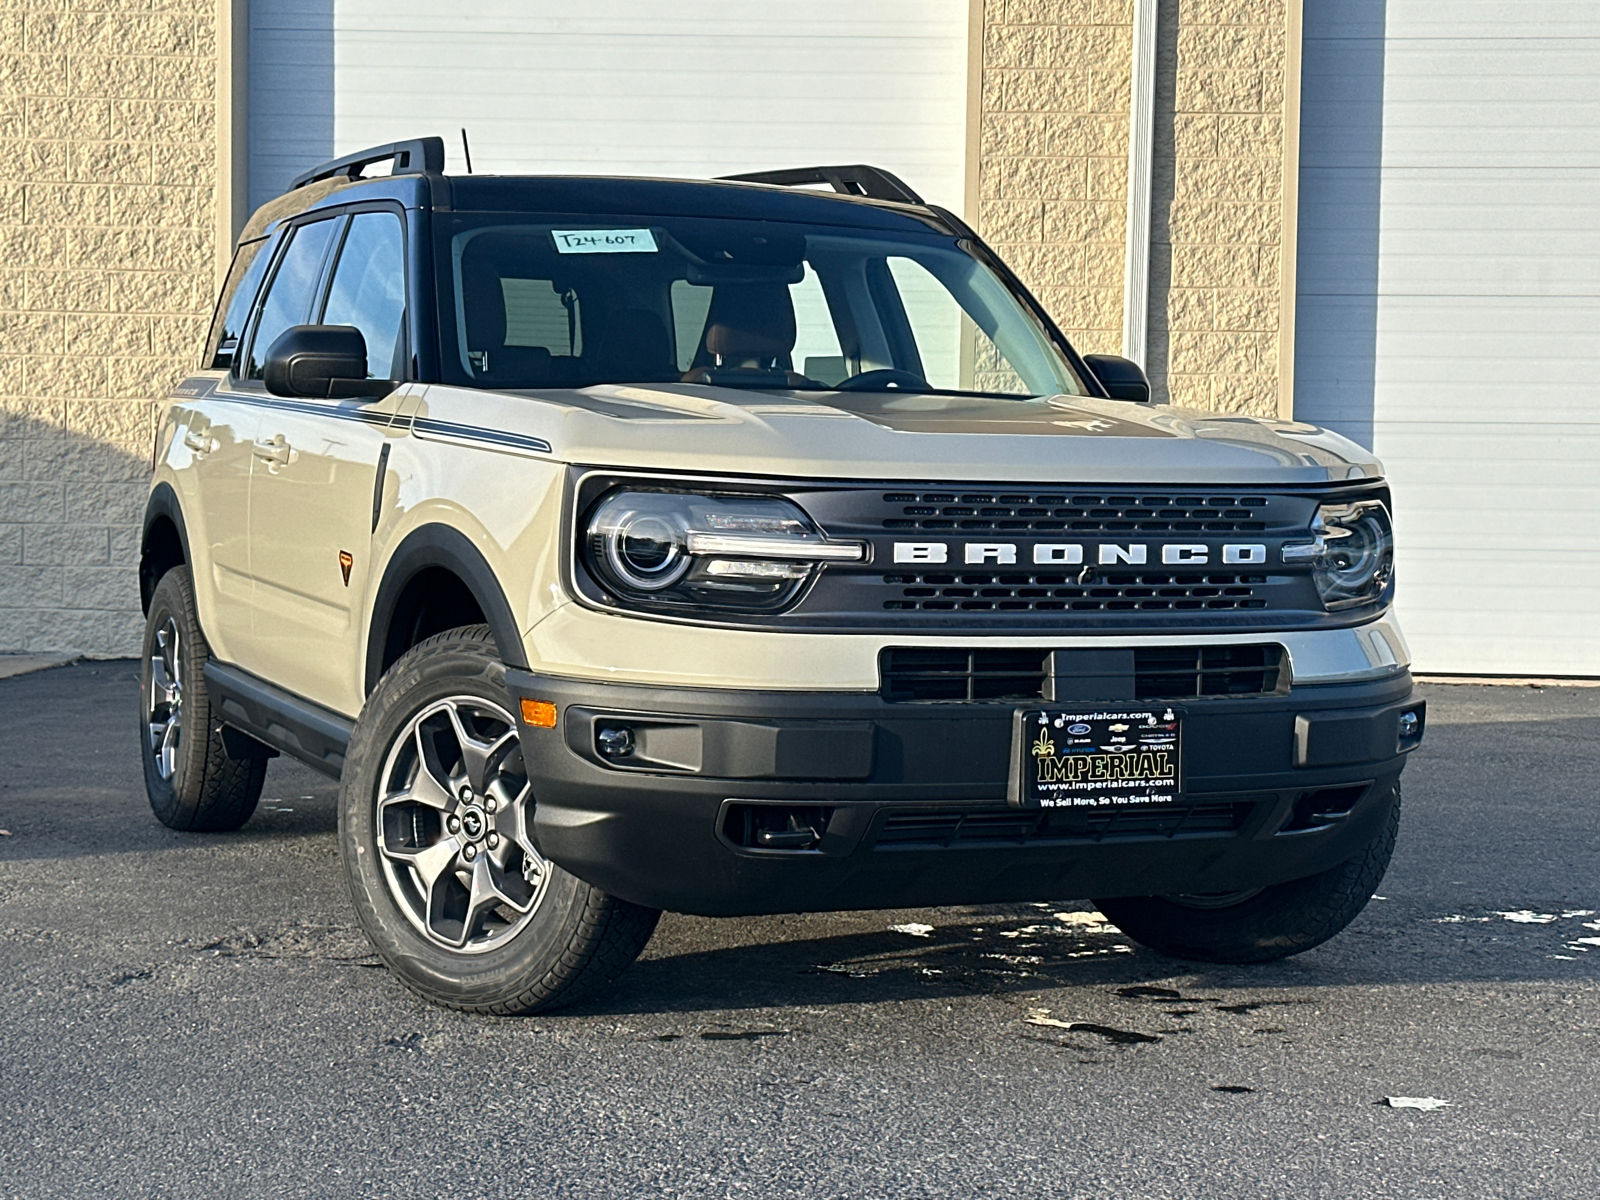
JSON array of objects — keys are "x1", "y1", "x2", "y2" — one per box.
[
  {"x1": 976, "y1": 0, "x2": 1293, "y2": 414},
  {"x1": 0, "y1": 1, "x2": 1294, "y2": 658},
  {"x1": 0, "y1": 0, "x2": 220, "y2": 655}
]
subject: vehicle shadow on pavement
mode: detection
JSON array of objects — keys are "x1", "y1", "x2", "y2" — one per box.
[{"x1": 2, "y1": 669, "x2": 1597, "y2": 1014}]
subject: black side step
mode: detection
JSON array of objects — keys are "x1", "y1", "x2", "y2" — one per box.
[{"x1": 204, "y1": 661, "x2": 354, "y2": 779}]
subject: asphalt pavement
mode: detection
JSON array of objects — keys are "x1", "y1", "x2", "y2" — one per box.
[{"x1": 1, "y1": 662, "x2": 1597, "y2": 1199}]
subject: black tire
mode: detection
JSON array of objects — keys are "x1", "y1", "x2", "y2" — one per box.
[
  {"x1": 339, "y1": 625, "x2": 660, "y2": 1014},
  {"x1": 1093, "y1": 783, "x2": 1401, "y2": 964},
  {"x1": 139, "y1": 566, "x2": 267, "y2": 832}
]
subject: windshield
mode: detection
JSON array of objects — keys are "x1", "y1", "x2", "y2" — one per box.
[{"x1": 433, "y1": 213, "x2": 1087, "y2": 398}]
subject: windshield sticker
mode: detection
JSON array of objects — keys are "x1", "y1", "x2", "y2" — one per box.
[{"x1": 551, "y1": 228, "x2": 658, "y2": 255}]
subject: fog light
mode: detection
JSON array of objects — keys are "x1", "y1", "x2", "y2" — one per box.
[
  {"x1": 1398, "y1": 710, "x2": 1421, "y2": 740},
  {"x1": 596, "y1": 725, "x2": 634, "y2": 759}
]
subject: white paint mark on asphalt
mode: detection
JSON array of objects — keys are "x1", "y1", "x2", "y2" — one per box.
[
  {"x1": 1055, "y1": 911, "x2": 1121, "y2": 933},
  {"x1": 1384, "y1": 1096, "x2": 1453, "y2": 1111},
  {"x1": 888, "y1": 923, "x2": 934, "y2": 937},
  {"x1": 1025, "y1": 1009, "x2": 1075, "y2": 1031},
  {"x1": 1496, "y1": 910, "x2": 1559, "y2": 924}
]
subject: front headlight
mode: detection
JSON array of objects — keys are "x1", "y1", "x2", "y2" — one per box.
[
  {"x1": 1282, "y1": 499, "x2": 1394, "y2": 611},
  {"x1": 582, "y1": 490, "x2": 864, "y2": 612}
]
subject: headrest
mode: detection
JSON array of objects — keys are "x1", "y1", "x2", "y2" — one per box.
[{"x1": 703, "y1": 284, "x2": 796, "y2": 364}]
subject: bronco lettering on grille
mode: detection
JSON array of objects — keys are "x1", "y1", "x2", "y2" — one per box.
[{"x1": 894, "y1": 541, "x2": 1268, "y2": 566}]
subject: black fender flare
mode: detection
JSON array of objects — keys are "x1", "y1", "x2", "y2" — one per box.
[
  {"x1": 365, "y1": 524, "x2": 529, "y2": 694},
  {"x1": 140, "y1": 483, "x2": 193, "y2": 614}
]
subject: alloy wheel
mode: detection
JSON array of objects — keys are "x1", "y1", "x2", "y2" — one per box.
[
  {"x1": 375, "y1": 696, "x2": 548, "y2": 953},
  {"x1": 147, "y1": 619, "x2": 184, "y2": 782}
]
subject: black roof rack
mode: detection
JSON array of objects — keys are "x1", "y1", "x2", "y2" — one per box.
[
  {"x1": 717, "y1": 165, "x2": 923, "y2": 205},
  {"x1": 290, "y1": 136, "x2": 446, "y2": 190}
]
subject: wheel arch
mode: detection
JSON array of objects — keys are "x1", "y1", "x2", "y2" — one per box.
[
  {"x1": 140, "y1": 484, "x2": 191, "y2": 615},
  {"x1": 365, "y1": 524, "x2": 529, "y2": 695}
]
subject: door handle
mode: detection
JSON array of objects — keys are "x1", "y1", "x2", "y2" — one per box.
[
  {"x1": 252, "y1": 434, "x2": 295, "y2": 468},
  {"x1": 182, "y1": 429, "x2": 216, "y2": 456}
]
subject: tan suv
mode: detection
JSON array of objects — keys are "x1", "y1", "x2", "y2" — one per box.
[{"x1": 139, "y1": 137, "x2": 1425, "y2": 1013}]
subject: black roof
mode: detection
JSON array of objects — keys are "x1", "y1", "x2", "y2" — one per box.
[
  {"x1": 244, "y1": 137, "x2": 962, "y2": 241},
  {"x1": 441, "y1": 175, "x2": 953, "y2": 231}
]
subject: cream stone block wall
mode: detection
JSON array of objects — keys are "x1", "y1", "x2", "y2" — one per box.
[
  {"x1": 0, "y1": 0, "x2": 219, "y2": 655},
  {"x1": 977, "y1": 0, "x2": 1292, "y2": 414}
]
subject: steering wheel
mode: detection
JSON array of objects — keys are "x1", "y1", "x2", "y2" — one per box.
[{"x1": 834, "y1": 368, "x2": 931, "y2": 392}]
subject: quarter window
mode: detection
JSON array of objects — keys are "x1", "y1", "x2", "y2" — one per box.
[
  {"x1": 204, "y1": 237, "x2": 270, "y2": 370},
  {"x1": 321, "y1": 212, "x2": 408, "y2": 379},
  {"x1": 243, "y1": 218, "x2": 340, "y2": 381}
]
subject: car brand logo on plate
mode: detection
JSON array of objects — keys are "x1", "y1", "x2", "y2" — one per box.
[{"x1": 1067, "y1": 722, "x2": 1091, "y2": 735}]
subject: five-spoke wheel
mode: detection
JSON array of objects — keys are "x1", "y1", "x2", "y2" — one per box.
[
  {"x1": 376, "y1": 697, "x2": 549, "y2": 952},
  {"x1": 146, "y1": 617, "x2": 184, "y2": 782},
  {"x1": 340, "y1": 625, "x2": 659, "y2": 1014}
]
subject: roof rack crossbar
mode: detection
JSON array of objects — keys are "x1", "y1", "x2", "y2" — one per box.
[
  {"x1": 290, "y1": 137, "x2": 446, "y2": 190},
  {"x1": 717, "y1": 164, "x2": 923, "y2": 205}
]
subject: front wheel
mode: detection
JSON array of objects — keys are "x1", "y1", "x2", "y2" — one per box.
[
  {"x1": 1093, "y1": 783, "x2": 1400, "y2": 964},
  {"x1": 339, "y1": 626, "x2": 660, "y2": 1014}
]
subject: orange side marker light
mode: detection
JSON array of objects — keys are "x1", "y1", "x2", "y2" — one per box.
[{"x1": 520, "y1": 698, "x2": 558, "y2": 729}]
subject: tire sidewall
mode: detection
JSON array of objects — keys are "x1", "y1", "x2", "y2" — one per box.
[
  {"x1": 339, "y1": 629, "x2": 597, "y2": 1007},
  {"x1": 1095, "y1": 782, "x2": 1401, "y2": 963},
  {"x1": 140, "y1": 568, "x2": 211, "y2": 828}
]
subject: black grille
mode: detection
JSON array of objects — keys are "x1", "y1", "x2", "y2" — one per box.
[
  {"x1": 874, "y1": 801, "x2": 1255, "y2": 847},
  {"x1": 880, "y1": 644, "x2": 1287, "y2": 703},
  {"x1": 880, "y1": 490, "x2": 1271, "y2": 535},
  {"x1": 1131, "y1": 644, "x2": 1286, "y2": 699},
  {"x1": 879, "y1": 648, "x2": 1049, "y2": 703},
  {"x1": 881, "y1": 570, "x2": 1269, "y2": 613}
]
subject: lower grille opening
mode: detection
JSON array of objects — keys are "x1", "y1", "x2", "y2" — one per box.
[
  {"x1": 722, "y1": 803, "x2": 835, "y2": 851},
  {"x1": 880, "y1": 644, "x2": 1287, "y2": 703},
  {"x1": 879, "y1": 647, "x2": 1050, "y2": 703},
  {"x1": 1280, "y1": 784, "x2": 1368, "y2": 833},
  {"x1": 1132, "y1": 643, "x2": 1287, "y2": 699},
  {"x1": 874, "y1": 801, "x2": 1256, "y2": 848}
]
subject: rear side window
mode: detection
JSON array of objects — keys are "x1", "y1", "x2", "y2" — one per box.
[
  {"x1": 242, "y1": 217, "x2": 340, "y2": 381},
  {"x1": 202, "y1": 238, "x2": 269, "y2": 370},
  {"x1": 321, "y1": 212, "x2": 408, "y2": 379}
]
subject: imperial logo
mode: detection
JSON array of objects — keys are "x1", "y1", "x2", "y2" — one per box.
[{"x1": 891, "y1": 541, "x2": 1269, "y2": 566}]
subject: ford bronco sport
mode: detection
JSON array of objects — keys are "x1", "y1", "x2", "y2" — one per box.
[{"x1": 139, "y1": 137, "x2": 1424, "y2": 1013}]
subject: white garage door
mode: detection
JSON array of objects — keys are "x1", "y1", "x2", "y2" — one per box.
[
  {"x1": 1295, "y1": 0, "x2": 1600, "y2": 676},
  {"x1": 248, "y1": 0, "x2": 970, "y2": 216}
]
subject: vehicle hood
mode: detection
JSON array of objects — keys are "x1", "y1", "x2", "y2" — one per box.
[{"x1": 414, "y1": 383, "x2": 1381, "y2": 484}]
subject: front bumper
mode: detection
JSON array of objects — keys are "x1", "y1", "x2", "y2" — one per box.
[{"x1": 509, "y1": 669, "x2": 1423, "y2": 916}]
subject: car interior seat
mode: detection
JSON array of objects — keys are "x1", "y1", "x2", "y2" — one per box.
[
  {"x1": 681, "y1": 283, "x2": 809, "y2": 386},
  {"x1": 590, "y1": 306, "x2": 677, "y2": 383}
]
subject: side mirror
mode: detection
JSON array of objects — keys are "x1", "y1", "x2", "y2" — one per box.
[
  {"x1": 1082, "y1": 353, "x2": 1151, "y2": 403},
  {"x1": 264, "y1": 325, "x2": 394, "y2": 398}
]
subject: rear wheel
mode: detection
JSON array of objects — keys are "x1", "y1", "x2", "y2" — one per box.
[
  {"x1": 139, "y1": 566, "x2": 267, "y2": 832},
  {"x1": 1093, "y1": 783, "x2": 1400, "y2": 964},
  {"x1": 340, "y1": 626, "x2": 659, "y2": 1014}
]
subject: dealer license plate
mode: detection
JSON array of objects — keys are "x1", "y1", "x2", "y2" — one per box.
[{"x1": 1008, "y1": 707, "x2": 1183, "y2": 811}]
